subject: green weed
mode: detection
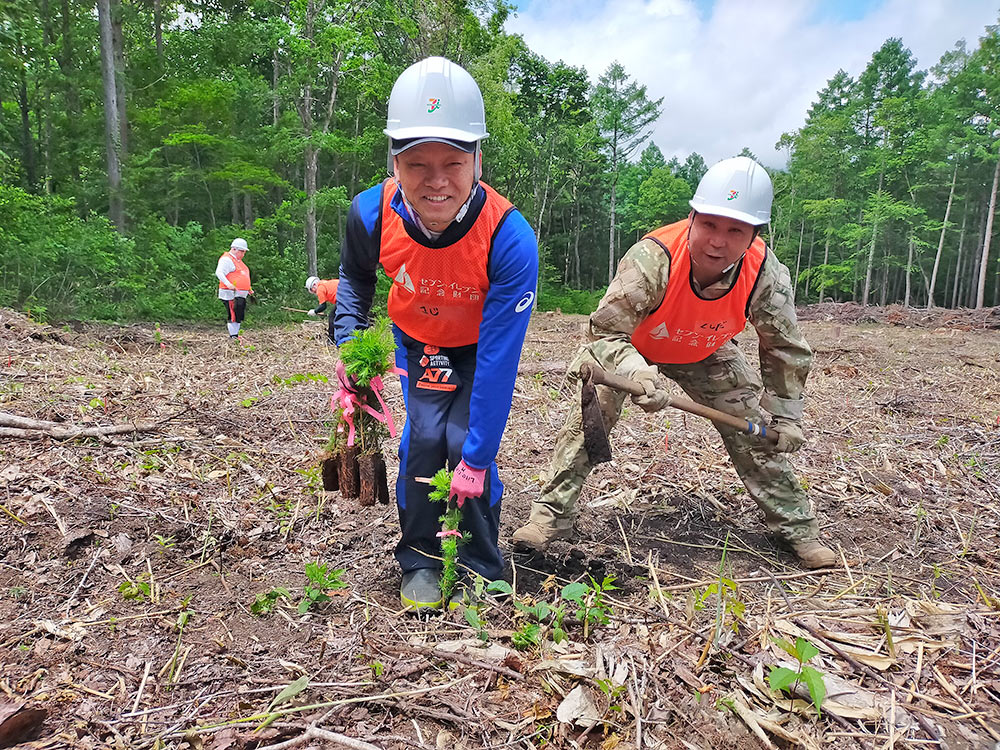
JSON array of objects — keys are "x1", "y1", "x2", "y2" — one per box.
[
  {"x1": 768, "y1": 636, "x2": 827, "y2": 714},
  {"x1": 561, "y1": 575, "x2": 618, "y2": 640},
  {"x1": 251, "y1": 587, "x2": 292, "y2": 616},
  {"x1": 298, "y1": 562, "x2": 347, "y2": 613}
]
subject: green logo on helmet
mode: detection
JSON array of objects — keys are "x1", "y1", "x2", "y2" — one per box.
[
  {"x1": 727, "y1": 190, "x2": 739, "y2": 201},
  {"x1": 427, "y1": 98, "x2": 441, "y2": 113}
]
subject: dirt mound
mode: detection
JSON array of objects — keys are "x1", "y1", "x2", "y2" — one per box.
[
  {"x1": 798, "y1": 301, "x2": 1000, "y2": 329},
  {"x1": 0, "y1": 307, "x2": 69, "y2": 345}
]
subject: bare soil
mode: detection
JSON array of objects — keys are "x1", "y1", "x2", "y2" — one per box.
[{"x1": 1, "y1": 305, "x2": 999, "y2": 749}]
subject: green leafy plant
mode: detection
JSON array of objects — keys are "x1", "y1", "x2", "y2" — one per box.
[
  {"x1": 338, "y1": 317, "x2": 396, "y2": 388},
  {"x1": 512, "y1": 622, "x2": 541, "y2": 651},
  {"x1": 331, "y1": 318, "x2": 397, "y2": 456},
  {"x1": 153, "y1": 533, "x2": 176, "y2": 551},
  {"x1": 428, "y1": 468, "x2": 466, "y2": 600},
  {"x1": 272, "y1": 372, "x2": 329, "y2": 387},
  {"x1": 251, "y1": 587, "x2": 292, "y2": 616},
  {"x1": 693, "y1": 536, "x2": 745, "y2": 638},
  {"x1": 118, "y1": 574, "x2": 152, "y2": 601},
  {"x1": 561, "y1": 575, "x2": 618, "y2": 639},
  {"x1": 595, "y1": 678, "x2": 627, "y2": 713},
  {"x1": 489, "y1": 580, "x2": 570, "y2": 646},
  {"x1": 8, "y1": 586, "x2": 28, "y2": 600},
  {"x1": 165, "y1": 599, "x2": 193, "y2": 686},
  {"x1": 298, "y1": 562, "x2": 347, "y2": 613},
  {"x1": 768, "y1": 637, "x2": 827, "y2": 714},
  {"x1": 463, "y1": 601, "x2": 490, "y2": 643}
]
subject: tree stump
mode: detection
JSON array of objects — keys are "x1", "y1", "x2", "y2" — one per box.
[
  {"x1": 321, "y1": 455, "x2": 340, "y2": 491},
  {"x1": 358, "y1": 452, "x2": 390, "y2": 507},
  {"x1": 338, "y1": 445, "x2": 360, "y2": 499}
]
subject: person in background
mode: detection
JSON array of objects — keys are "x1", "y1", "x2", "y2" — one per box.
[
  {"x1": 305, "y1": 275, "x2": 339, "y2": 343},
  {"x1": 512, "y1": 157, "x2": 838, "y2": 570},
  {"x1": 334, "y1": 57, "x2": 539, "y2": 611},
  {"x1": 216, "y1": 238, "x2": 252, "y2": 341}
]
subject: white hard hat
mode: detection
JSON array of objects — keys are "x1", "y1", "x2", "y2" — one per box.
[
  {"x1": 231, "y1": 238, "x2": 249, "y2": 251},
  {"x1": 384, "y1": 57, "x2": 488, "y2": 150},
  {"x1": 305, "y1": 276, "x2": 320, "y2": 292},
  {"x1": 689, "y1": 157, "x2": 773, "y2": 226}
]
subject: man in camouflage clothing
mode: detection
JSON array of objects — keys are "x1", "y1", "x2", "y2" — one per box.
[{"x1": 512, "y1": 156, "x2": 837, "y2": 569}]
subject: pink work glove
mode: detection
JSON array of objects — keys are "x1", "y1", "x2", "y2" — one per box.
[
  {"x1": 449, "y1": 460, "x2": 486, "y2": 508},
  {"x1": 335, "y1": 361, "x2": 358, "y2": 394}
]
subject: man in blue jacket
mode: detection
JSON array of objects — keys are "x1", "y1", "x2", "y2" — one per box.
[{"x1": 334, "y1": 57, "x2": 539, "y2": 612}]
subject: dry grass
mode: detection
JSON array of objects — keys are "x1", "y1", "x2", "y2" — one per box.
[{"x1": 0, "y1": 305, "x2": 998, "y2": 749}]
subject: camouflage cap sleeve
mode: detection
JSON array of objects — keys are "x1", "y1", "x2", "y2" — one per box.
[{"x1": 748, "y1": 253, "x2": 812, "y2": 420}]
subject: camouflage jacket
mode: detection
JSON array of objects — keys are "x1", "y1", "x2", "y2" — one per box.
[{"x1": 586, "y1": 234, "x2": 812, "y2": 421}]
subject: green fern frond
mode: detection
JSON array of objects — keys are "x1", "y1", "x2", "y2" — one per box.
[{"x1": 339, "y1": 317, "x2": 396, "y2": 388}]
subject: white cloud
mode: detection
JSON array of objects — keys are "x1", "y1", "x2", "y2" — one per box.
[{"x1": 506, "y1": 0, "x2": 999, "y2": 169}]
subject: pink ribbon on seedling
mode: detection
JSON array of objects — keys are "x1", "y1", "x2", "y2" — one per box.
[
  {"x1": 436, "y1": 529, "x2": 462, "y2": 539},
  {"x1": 330, "y1": 366, "x2": 407, "y2": 447}
]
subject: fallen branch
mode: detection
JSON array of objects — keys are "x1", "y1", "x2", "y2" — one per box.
[
  {"x1": 0, "y1": 409, "x2": 176, "y2": 441},
  {"x1": 381, "y1": 642, "x2": 524, "y2": 681},
  {"x1": 255, "y1": 727, "x2": 381, "y2": 750}
]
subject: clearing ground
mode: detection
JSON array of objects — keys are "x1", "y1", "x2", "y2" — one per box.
[{"x1": 1, "y1": 304, "x2": 999, "y2": 749}]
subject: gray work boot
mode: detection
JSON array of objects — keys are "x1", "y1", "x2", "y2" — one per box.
[
  {"x1": 791, "y1": 540, "x2": 838, "y2": 569},
  {"x1": 511, "y1": 521, "x2": 573, "y2": 552},
  {"x1": 400, "y1": 568, "x2": 442, "y2": 612}
]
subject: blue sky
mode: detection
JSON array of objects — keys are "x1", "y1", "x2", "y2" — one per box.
[{"x1": 505, "y1": 0, "x2": 998, "y2": 169}]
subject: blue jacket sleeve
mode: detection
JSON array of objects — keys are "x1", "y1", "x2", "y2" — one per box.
[
  {"x1": 334, "y1": 185, "x2": 382, "y2": 345},
  {"x1": 462, "y1": 210, "x2": 539, "y2": 469}
]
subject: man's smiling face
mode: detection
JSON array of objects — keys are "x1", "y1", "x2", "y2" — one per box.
[
  {"x1": 687, "y1": 211, "x2": 756, "y2": 284},
  {"x1": 393, "y1": 141, "x2": 476, "y2": 229}
]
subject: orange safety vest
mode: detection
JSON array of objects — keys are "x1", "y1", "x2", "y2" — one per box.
[
  {"x1": 316, "y1": 279, "x2": 338, "y2": 305},
  {"x1": 631, "y1": 220, "x2": 767, "y2": 364},
  {"x1": 379, "y1": 179, "x2": 514, "y2": 347},
  {"x1": 219, "y1": 251, "x2": 251, "y2": 292}
]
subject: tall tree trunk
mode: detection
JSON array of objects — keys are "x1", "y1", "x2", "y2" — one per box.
[
  {"x1": 231, "y1": 188, "x2": 240, "y2": 225},
  {"x1": 993, "y1": 251, "x2": 1000, "y2": 307},
  {"x1": 16, "y1": 37, "x2": 37, "y2": 190},
  {"x1": 862, "y1": 168, "x2": 885, "y2": 306},
  {"x1": 819, "y1": 226, "x2": 831, "y2": 302},
  {"x1": 97, "y1": 0, "x2": 124, "y2": 229},
  {"x1": 969, "y1": 200, "x2": 988, "y2": 306},
  {"x1": 153, "y1": 0, "x2": 163, "y2": 65},
  {"x1": 950, "y1": 203, "x2": 968, "y2": 308},
  {"x1": 793, "y1": 220, "x2": 804, "y2": 298},
  {"x1": 111, "y1": 0, "x2": 127, "y2": 159},
  {"x1": 975, "y1": 154, "x2": 1000, "y2": 309},
  {"x1": 272, "y1": 49, "x2": 280, "y2": 126},
  {"x1": 607, "y1": 172, "x2": 618, "y2": 284},
  {"x1": 804, "y1": 229, "x2": 815, "y2": 302},
  {"x1": 927, "y1": 163, "x2": 957, "y2": 308},
  {"x1": 40, "y1": 0, "x2": 54, "y2": 193},
  {"x1": 878, "y1": 244, "x2": 890, "y2": 306},
  {"x1": 60, "y1": 0, "x2": 81, "y2": 183},
  {"x1": 305, "y1": 143, "x2": 318, "y2": 276},
  {"x1": 572, "y1": 180, "x2": 582, "y2": 288},
  {"x1": 904, "y1": 232, "x2": 914, "y2": 307},
  {"x1": 243, "y1": 193, "x2": 254, "y2": 230}
]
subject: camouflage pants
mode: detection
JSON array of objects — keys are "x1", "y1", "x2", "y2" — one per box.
[{"x1": 529, "y1": 341, "x2": 819, "y2": 543}]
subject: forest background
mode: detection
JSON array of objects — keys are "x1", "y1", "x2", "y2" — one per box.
[{"x1": 2, "y1": 0, "x2": 1000, "y2": 323}]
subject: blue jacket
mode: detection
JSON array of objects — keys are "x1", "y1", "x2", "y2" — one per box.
[{"x1": 335, "y1": 181, "x2": 539, "y2": 470}]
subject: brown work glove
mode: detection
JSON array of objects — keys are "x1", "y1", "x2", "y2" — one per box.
[
  {"x1": 628, "y1": 368, "x2": 670, "y2": 413},
  {"x1": 771, "y1": 417, "x2": 805, "y2": 453}
]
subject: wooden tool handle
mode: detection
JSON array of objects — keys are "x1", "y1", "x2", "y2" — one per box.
[{"x1": 580, "y1": 363, "x2": 778, "y2": 444}]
